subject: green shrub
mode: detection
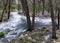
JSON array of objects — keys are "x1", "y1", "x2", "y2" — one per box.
[
  {"x1": 29, "y1": 4, "x2": 43, "y2": 12},
  {"x1": 35, "y1": 5, "x2": 43, "y2": 11},
  {"x1": 0, "y1": 32, "x2": 4, "y2": 38},
  {"x1": 10, "y1": 5, "x2": 16, "y2": 11},
  {"x1": 0, "y1": 5, "x2": 2, "y2": 10},
  {"x1": 17, "y1": 4, "x2": 22, "y2": 10},
  {"x1": 29, "y1": 6, "x2": 33, "y2": 12}
]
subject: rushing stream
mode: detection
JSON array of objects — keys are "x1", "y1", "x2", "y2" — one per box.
[{"x1": 0, "y1": 12, "x2": 52, "y2": 43}]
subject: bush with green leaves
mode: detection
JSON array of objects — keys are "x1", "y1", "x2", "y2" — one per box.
[
  {"x1": 10, "y1": 5, "x2": 16, "y2": 11},
  {"x1": 29, "y1": 4, "x2": 42, "y2": 12},
  {"x1": 0, "y1": 5, "x2": 2, "y2": 10},
  {"x1": 0, "y1": 32, "x2": 4, "y2": 38}
]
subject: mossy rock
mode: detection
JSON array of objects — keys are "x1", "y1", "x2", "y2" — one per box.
[{"x1": 0, "y1": 32, "x2": 4, "y2": 38}]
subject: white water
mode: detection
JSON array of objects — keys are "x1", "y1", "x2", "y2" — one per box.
[{"x1": 0, "y1": 12, "x2": 52, "y2": 43}]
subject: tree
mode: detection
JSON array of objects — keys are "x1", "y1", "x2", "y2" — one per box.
[
  {"x1": 55, "y1": 0, "x2": 58, "y2": 14},
  {"x1": 57, "y1": 9, "x2": 60, "y2": 30},
  {"x1": 47, "y1": 0, "x2": 50, "y2": 13},
  {"x1": 0, "y1": 0, "x2": 8, "y2": 22},
  {"x1": 49, "y1": 0, "x2": 57, "y2": 39},
  {"x1": 38, "y1": 0, "x2": 41, "y2": 12},
  {"x1": 18, "y1": 0, "x2": 20, "y2": 14},
  {"x1": 7, "y1": 0, "x2": 11, "y2": 19},
  {"x1": 20, "y1": 0, "x2": 33, "y2": 31},
  {"x1": 32, "y1": 0, "x2": 35, "y2": 30},
  {"x1": 56, "y1": 0, "x2": 60, "y2": 30},
  {"x1": 42, "y1": 0, "x2": 45, "y2": 15}
]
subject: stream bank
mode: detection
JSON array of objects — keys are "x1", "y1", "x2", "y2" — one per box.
[{"x1": 0, "y1": 12, "x2": 58, "y2": 43}]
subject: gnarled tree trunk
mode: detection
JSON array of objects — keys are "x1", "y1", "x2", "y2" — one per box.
[
  {"x1": 20, "y1": 0, "x2": 33, "y2": 31},
  {"x1": 57, "y1": 9, "x2": 60, "y2": 30},
  {"x1": 42, "y1": 0, "x2": 45, "y2": 15},
  {"x1": 0, "y1": 0, "x2": 8, "y2": 22},
  {"x1": 8, "y1": 0, "x2": 11, "y2": 19},
  {"x1": 32, "y1": 0, "x2": 35, "y2": 30},
  {"x1": 49, "y1": 0, "x2": 57, "y2": 39}
]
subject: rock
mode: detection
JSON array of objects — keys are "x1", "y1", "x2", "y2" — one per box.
[
  {"x1": 52, "y1": 40, "x2": 56, "y2": 43},
  {"x1": 41, "y1": 41, "x2": 46, "y2": 43},
  {"x1": 10, "y1": 39, "x2": 20, "y2": 43},
  {"x1": 25, "y1": 34, "x2": 28, "y2": 37},
  {"x1": 35, "y1": 37, "x2": 40, "y2": 40},
  {"x1": 42, "y1": 27, "x2": 47, "y2": 29},
  {"x1": 18, "y1": 12, "x2": 22, "y2": 14},
  {"x1": 0, "y1": 40, "x2": 4, "y2": 43},
  {"x1": 19, "y1": 34, "x2": 24, "y2": 39},
  {"x1": 57, "y1": 38, "x2": 60, "y2": 42},
  {"x1": 32, "y1": 39, "x2": 36, "y2": 42},
  {"x1": 3, "y1": 18, "x2": 8, "y2": 22},
  {"x1": 1, "y1": 38, "x2": 9, "y2": 43},
  {"x1": 10, "y1": 32, "x2": 17, "y2": 35},
  {"x1": 56, "y1": 42, "x2": 60, "y2": 43},
  {"x1": 27, "y1": 37, "x2": 32, "y2": 40},
  {"x1": 3, "y1": 28, "x2": 11, "y2": 34},
  {"x1": 27, "y1": 37, "x2": 36, "y2": 42},
  {"x1": 37, "y1": 27, "x2": 42, "y2": 29},
  {"x1": 20, "y1": 34, "x2": 24, "y2": 38}
]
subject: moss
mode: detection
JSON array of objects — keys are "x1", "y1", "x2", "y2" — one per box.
[{"x1": 0, "y1": 32, "x2": 4, "y2": 38}]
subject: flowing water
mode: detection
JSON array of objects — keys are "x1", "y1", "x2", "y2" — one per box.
[{"x1": 0, "y1": 12, "x2": 52, "y2": 43}]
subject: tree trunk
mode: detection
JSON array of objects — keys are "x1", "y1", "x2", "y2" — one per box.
[
  {"x1": 49, "y1": 0, "x2": 57, "y2": 39},
  {"x1": 42, "y1": 0, "x2": 45, "y2": 15},
  {"x1": 0, "y1": 0, "x2": 8, "y2": 22},
  {"x1": 38, "y1": 0, "x2": 41, "y2": 12},
  {"x1": 20, "y1": 0, "x2": 32, "y2": 31},
  {"x1": 8, "y1": 0, "x2": 11, "y2": 19},
  {"x1": 57, "y1": 9, "x2": 60, "y2": 30},
  {"x1": 47, "y1": 1, "x2": 50, "y2": 13},
  {"x1": 32, "y1": 0, "x2": 35, "y2": 30}
]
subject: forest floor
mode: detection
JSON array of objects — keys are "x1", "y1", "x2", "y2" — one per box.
[
  {"x1": 10, "y1": 27, "x2": 51, "y2": 43},
  {"x1": 0, "y1": 10, "x2": 60, "y2": 43},
  {"x1": 55, "y1": 28, "x2": 60, "y2": 43},
  {"x1": 9, "y1": 26, "x2": 60, "y2": 43},
  {"x1": 29, "y1": 10, "x2": 51, "y2": 17}
]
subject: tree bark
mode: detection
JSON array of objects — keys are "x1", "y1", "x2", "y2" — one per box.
[
  {"x1": 8, "y1": 0, "x2": 11, "y2": 19},
  {"x1": 0, "y1": 0, "x2": 8, "y2": 22},
  {"x1": 20, "y1": 0, "x2": 32, "y2": 31},
  {"x1": 49, "y1": 0, "x2": 57, "y2": 39},
  {"x1": 42, "y1": 0, "x2": 45, "y2": 15},
  {"x1": 32, "y1": 0, "x2": 35, "y2": 30},
  {"x1": 57, "y1": 9, "x2": 60, "y2": 30}
]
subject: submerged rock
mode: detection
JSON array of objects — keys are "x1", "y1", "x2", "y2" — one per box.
[
  {"x1": 10, "y1": 32, "x2": 17, "y2": 35},
  {"x1": 3, "y1": 18, "x2": 8, "y2": 22},
  {"x1": 3, "y1": 28, "x2": 11, "y2": 34}
]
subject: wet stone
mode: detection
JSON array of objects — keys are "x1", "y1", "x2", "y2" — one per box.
[
  {"x1": 3, "y1": 29, "x2": 11, "y2": 34},
  {"x1": 10, "y1": 32, "x2": 17, "y2": 35},
  {"x1": 10, "y1": 39, "x2": 20, "y2": 43},
  {"x1": 1, "y1": 38, "x2": 9, "y2": 43}
]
